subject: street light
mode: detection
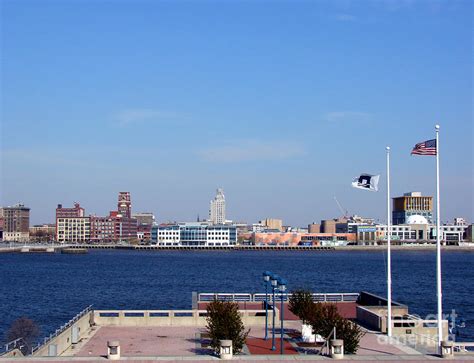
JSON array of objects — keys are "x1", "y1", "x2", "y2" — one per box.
[
  {"x1": 262, "y1": 271, "x2": 272, "y2": 340},
  {"x1": 277, "y1": 277, "x2": 287, "y2": 355},
  {"x1": 270, "y1": 274, "x2": 279, "y2": 351}
]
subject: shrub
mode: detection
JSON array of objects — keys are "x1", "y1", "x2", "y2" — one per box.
[
  {"x1": 289, "y1": 290, "x2": 364, "y2": 354},
  {"x1": 206, "y1": 300, "x2": 250, "y2": 354},
  {"x1": 308, "y1": 303, "x2": 365, "y2": 354}
]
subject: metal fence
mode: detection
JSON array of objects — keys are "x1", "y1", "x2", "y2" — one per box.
[
  {"x1": 1, "y1": 337, "x2": 25, "y2": 356},
  {"x1": 198, "y1": 292, "x2": 359, "y2": 303}
]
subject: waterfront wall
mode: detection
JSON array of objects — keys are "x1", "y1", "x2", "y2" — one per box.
[
  {"x1": 33, "y1": 311, "x2": 93, "y2": 357},
  {"x1": 93, "y1": 309, "x2": 275, "y2": 327}
]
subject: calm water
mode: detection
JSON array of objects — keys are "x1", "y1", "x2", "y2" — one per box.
[{"x1": 0, "y1": 250, "x2": 473, "y2": 344}]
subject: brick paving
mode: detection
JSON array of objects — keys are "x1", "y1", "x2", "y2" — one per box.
[{"x1": 246, "y1": 337, "x2": 298, "y2": 355}]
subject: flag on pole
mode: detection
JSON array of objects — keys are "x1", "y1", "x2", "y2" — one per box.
[
  {"x1": 351, "y1": 174, "x2": 380, "y2": 192},
  {"x1": 411, "y1": 139, "x2": 437, "y2": 156}
]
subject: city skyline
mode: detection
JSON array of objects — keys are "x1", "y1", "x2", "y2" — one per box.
[{"x1": 1, "y1": 0, "x2": 473, "y2": 226}]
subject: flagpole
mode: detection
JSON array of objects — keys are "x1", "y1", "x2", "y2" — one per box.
[
  {"x1": 386, "y1": 146, "x2": 392, "y2": 338},
  {"x1": 435, "y1": 124, "x2": 443, "y2": 351}
]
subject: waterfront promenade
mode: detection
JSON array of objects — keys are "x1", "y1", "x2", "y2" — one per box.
[{"x1": 2, "y1": 300, "x2": 473, "y2": 362}]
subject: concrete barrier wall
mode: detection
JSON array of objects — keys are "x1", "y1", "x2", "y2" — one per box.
[
  {"x1": 392, "y1": 320, "x2": 449, "y2": 346},
  {"x1": 356, "y1": 305, "x2": 409, "y2": 333},
  {"x1": 1, "y1": 348, "x2": 24, "y2": 358},
  {"x1": 357, "y1": 306, "x2": 383, "y2": 331},
  {"x1": 34, "y1": 312, "x2": 93, "y2": 357},
  {"x1": 94, "y1": 309, "x2": 275, "y2": 327}
]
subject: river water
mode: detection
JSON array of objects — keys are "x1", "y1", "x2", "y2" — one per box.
[{"x1": 0, "y1": 249, "x2": 472, "y2": 344}]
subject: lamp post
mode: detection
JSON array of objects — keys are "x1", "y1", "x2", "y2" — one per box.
[
  {"x1": 263, "y1": 271, "x2": 272, "y2": 340},
  {"x1": 270, "y1": 274, "x2": 279, "y2": 351},
  {"x1": 277, "y1": 277, "x2": 287, "y2": 355}
]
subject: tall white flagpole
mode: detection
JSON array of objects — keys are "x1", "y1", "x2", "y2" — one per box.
[
  {"x1": 435, "y1": 124, "x2": 443, "y2": 350},
  {"x1": 386, "y1": 146, "x2": 392, "y2": 337}
]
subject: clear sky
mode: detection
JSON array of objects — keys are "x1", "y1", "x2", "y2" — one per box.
[{"x1": 1, "y1": 0, "x2": 472, "y2": 226}]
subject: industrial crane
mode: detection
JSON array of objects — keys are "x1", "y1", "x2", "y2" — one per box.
[{"x1": 334, "y1": 196, "x2": 350, "y2": 219}]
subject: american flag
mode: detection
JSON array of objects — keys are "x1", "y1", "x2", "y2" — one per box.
[{"x1": 411, "y1": 139, "x2": 437, "y2": 156}]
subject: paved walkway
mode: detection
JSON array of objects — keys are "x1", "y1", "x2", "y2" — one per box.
[{"x1": 76, "y1": 326, "x2": 206, "y2": 357}]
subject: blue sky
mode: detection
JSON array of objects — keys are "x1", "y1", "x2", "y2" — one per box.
[{"x1": 1, "y1": 0, "x2": 472, "y2": 226}]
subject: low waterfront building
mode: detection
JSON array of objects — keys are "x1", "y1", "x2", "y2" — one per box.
[
  {"x1": 1, "y1": 203, "x2": 30, "y2": 242},
  {"x1": 300, "y1": 232, "x2": 356, "y2": 246},
  {"x1": 466, "y1": 224, "x2": 474, "y2": 242},
  {"x1": 251, "y1": 231, "x2": 357, "y2": 246},
  {"x1": 358, "y1": 215, "x2": 470, "y2": 245},
  {"x1": 153, "y1": 222, "x2": 237, "y2": 246},
  {"x1": 29, "y1": 224, "x2": 56, "y2": 241}
]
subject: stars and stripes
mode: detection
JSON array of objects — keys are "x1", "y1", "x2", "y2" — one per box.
[{"x1": 411, "y1": 139, "x2": 437, "y2": 156}]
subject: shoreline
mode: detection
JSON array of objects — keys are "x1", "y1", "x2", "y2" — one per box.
[{"x1": 1, "y1": 244, "x2": 474, "y2": 253}]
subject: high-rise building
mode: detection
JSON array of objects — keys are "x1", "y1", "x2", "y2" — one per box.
[
  {"x1": 392, "y1": 192, "x2": 433, "y2": 225},
  {"x1": 118, "y1": 192, "x2": 131, "y2": 218},
  {"x1": 209, "y1": 188, "x2": 226, "y2": 224},
  {"x1": 1, "y1": 204, "x2": 30, "y2": 241}
]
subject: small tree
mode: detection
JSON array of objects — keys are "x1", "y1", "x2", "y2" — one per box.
[
  {"x1": 288, "y1": 289, "x2": 315, "y2": 324},
  {"x1": 6, "y1": 317, "x2": 40, "y2": 355},
  {"x1": 335, "y1": 318, "x2": 365, "y2": 354},
  {"x1": 206, "y1": 300, "x2": 249, "y2": 354},
  {"x1": 308, "y1": 303, "x2": 365, "y2": 354},
  {"x1": 288, "y1": 290, "x2": 364, "y2": 354}
]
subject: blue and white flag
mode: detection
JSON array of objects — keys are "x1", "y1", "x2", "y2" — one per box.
[{"x1": 352, "y1": 174, "x2": 380, "y2": 192}]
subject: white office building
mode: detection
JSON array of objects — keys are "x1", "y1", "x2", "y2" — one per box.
[
  {"x1": 154, "y1": 222, "x2": 237, "y2": 247},
  {"x1": 209, "y1": 188, "x2": 226, "y2": 224}
]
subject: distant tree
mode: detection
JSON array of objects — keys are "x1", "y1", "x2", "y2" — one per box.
[
  {"x1": 206, "y1": 300, "x2": 250, "y2": 354},
  {"x1": 6, "y1": 317, "x2": 40, "y2": 355}
]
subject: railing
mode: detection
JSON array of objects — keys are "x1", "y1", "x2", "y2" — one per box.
[
  {"x1": 453, "y1": 342, "x2": 474, "y2": 354},
  {"x1": 318, "y1": 327, "x2": 336, "y2": 355},
  {"x1": 31, "y1": 305, "x2": 93, "y2": 355},
  {"x1": 93, "y1": 309, "x2": 268, "y2": 327},
  {"x1": 198, "y1": 292, "x2": 359, "y2": 303},
  {"x1": 2, "y1": 337, "x2": 25, "y2": 356}
]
